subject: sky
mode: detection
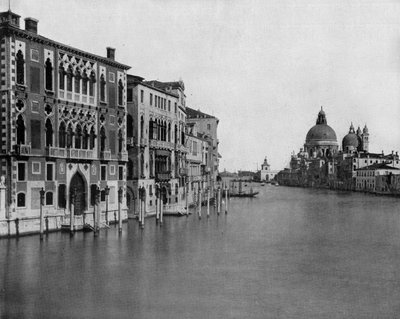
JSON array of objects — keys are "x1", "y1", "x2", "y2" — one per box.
[{"x1": 4, "y1": 0, "x2": 400, "y2": 172}]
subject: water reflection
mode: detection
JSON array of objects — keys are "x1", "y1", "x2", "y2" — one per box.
[{"x1": 1, "y1": 186, "x2": 400, "y2": 318}]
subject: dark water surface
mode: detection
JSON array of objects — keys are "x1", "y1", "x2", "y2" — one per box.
[{"x1": 1, "y1": 186, "x2": 400, "y2": 318}]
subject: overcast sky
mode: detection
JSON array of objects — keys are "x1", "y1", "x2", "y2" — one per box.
[{"x1": 7, "y1": 0, "x2": 400, "y2": 171}]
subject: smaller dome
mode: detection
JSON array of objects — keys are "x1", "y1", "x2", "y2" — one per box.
[{"x1": 342, "y1": 133, "x2": 360, "y2": 151}]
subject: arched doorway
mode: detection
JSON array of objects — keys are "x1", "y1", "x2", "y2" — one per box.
[{"x1": 70, "y1": 173, "x2": 86, "y2": 215}]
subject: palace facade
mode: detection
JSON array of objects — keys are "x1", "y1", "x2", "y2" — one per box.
[{"x1": 0, "y1": 10, "x2": 130, "y2": 236}]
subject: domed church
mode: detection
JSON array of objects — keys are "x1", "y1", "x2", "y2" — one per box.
[
  {"x1": 304, "y1": 108, "x2": 338, "y2": 158},
  {"x1": 342, "y1": 123, "x2": 369, "y2": 153}
]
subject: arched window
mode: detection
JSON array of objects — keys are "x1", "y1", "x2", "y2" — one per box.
[
  {"x1": 149, "y1": 151, "x2": 154, "y2": 177},
  {"x1": 75, "y1": 124, "x2": 82, "y2": 149},
  {"x1": 16, "y1": 50, "x2": 25, "y2": 85},
  {"x1": 74, "y1": 70, "x2": 81, "y2": 93},
  {"x1": 100, "y1": 126, "x2": 106, "y2": 152},
  {"x1": 140, "y1": 116, "x2": 144, "y2": 140},
  {"x1": 66, "y1": 66, "x2": 73, "y2": 92},
  {"x1": 100, "y1": 74, "x2": 106, "y2": 102},
  {"x1": 59, "y1": 122, "x2": 66, "y2": 148},
  {"x1": 174, "y1": 124, "x2": 178, "y2": 144},
  {"x1": 181, "y1": 125, "x2": 185, "y2": 145},
  {"x1": 45, "y1": 58, "x2": 53, "y2": 91},
  {"x1": 67, "y1": 123, "x2": 73, "y2": 148},
  {"x1": 45, "y1": 192, "x2": 53, "y2": 206},
  {"x1": 89, "y1": 71, "x2": 96, "y2": 97},
  {"x1": 140, "y1": 153, "x2": 145, "y2": 176},
  {"x1": 45, "y1": 118, "x2": 53, "y2": 147},
  {"x1": 16, "y1": 115, "x2": 25, "y2": 145},
  {"x1": 17, "y1": 192, "x2": 25, "y2": 207},
  {"x1": 118, "y1": 79, "x2": 123, "y2": 106},
  {"x1": 82, "y1": 126, "x2": 88, "y2": 149},
  {"x1": 127, "y1": 114, "x2": 133, "y2": 138},
  {"x1": 149, "y1": 119, "x2": 153, "y2": 140},
  {"x1": 58, "y1": 184, "x2": 66, "y2": 208},
  {"x1": 168, "y1": 123, "x2": 171, "y2": 142},
  {"x1": 89, "y1": 126, "x2": 96, "y2": 149},
  {"x1": 128, "y1": 159, "x2": 134, "y2": 180},
  {"x1": 82, "y1": 72, "x2": 88, "y2": 95},
  {"x1": 118, "y1": 129, "x2": 123, "y2": 153},
  {"x1": 59, "y1": 65, "x2": 65, "y2": 90}
]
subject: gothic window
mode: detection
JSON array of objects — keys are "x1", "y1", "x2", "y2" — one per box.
[
  {"x1": 118, "y1": 79, "x2": 123, "y2": 106},
  {"x1": 16, "y1": 50, "x2": 25, "y2": 85},
  {"x1": 127, "y1": 159, "x2": 133, "y2": 180},
  {"x1": 174, "y1": 124, "x2": 178, "y2": 144},
  {"x1": 89, "y1": 71, "x2": 96, "y2": 97},
  {"x1": 67, "y1": 123, "x2": 73, "y2": 148},
  {"x1": 149, "y1": 152, "x2": 154, "y2": 177},
  {"x1": 82, "y1": 72, "x2": 88, "y2": 95},
  {"x1": 59, "y1": 122, "x2": 66, "y2": 148},
  {"x1": 45, "y1": 118, "x2": 53, "y2": 147},
  {"x1": 181, "y1": 126, "x2": 185, "y2": 145},
  {"x1": 127, "y1": 114, "x2": 133, "y2": 138},
  {"x1": 118, "y1": 129, "x2": 123, "y2": 153},
  {"x1": 100, "y1": 74, "x2": 106, "y2": 102},
  {"x1": 16, "y1": 114, "x2": 25, "y2": 145},
  {"x1": 89, "y1": 126, "x2": 96, "y2": 149},
  {"x1": 168, "y1": 123, "x2": 171, "y2": 142},
  {"x1": 45, "y1": 58, "x2": 53, "y2": 91},
  {"x1": 82, "y1": 126, "x2": 88, "y2": 149},
  {"x1": 66, "y1": 66, "x2": 73, "y2": 92},
  {"x1": 58, "y1": 184, "x2": 66, "y2": 208},
  {"x1": 100, "y1": 126, "x2": 106, "y2": 152},
  {"x1": 59, "y1": 65, "x2": 65, "y2": 90},
  {"x1": 74, "y1": 70, "x2": 81, "y2": 93},
  {"x1": 149, "y1": 119, "x2": 153, "y2": 140},
  {"x1": 75, "y1": 124, "x2": 82, "y2": 149},
  {"x1": 140, "y1": 153, "x2": 144, "y2": 176},
  {"x1": 140, "y1": 116, "x2": 144, "y2": 140}
]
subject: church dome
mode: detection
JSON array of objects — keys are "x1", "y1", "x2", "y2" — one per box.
[
  {"x1": 342, "y1": 123, "x2": 360, "y2": 151},
  {"x1": 305, "y1": 108, "x2": 337, "y2": 144}
]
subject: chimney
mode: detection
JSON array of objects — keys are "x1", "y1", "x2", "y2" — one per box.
[
  {"x1": 106, "y1": 47, "x2": 115, "y2": 60},
  {"x1": 25, "y1": 17, "x2": 38, "y2": 33}
]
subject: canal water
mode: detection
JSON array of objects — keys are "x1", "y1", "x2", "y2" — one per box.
[{"x1": 1, "y1": 185, "x2": 400, "y2": 318}]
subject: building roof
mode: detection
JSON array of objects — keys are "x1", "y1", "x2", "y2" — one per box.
[
  {"x1": 186, "y1": 107, "x2": 218, "y2": 120},
  {"x1": 127, "y1": 74, "x2": 179, "y2": 98},
  {"x1": 356, "y1": 163, "x2": 399, "y2": 171},
  {"x1": 144, "y1": 80, "x2": 185, "y2": 91}
]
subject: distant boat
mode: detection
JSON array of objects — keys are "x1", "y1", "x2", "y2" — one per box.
[
  {"x1": 230, "y1": 180, "x2": 259, "y2": 198},
  {"x1": 261, "y1": 183, "x2": 265, "y2": 186}
]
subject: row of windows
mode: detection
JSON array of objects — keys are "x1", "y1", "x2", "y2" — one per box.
[
  {"x1": 16, "y1": 183, "x2": 120, "y2": 208},
  {"x1": 17, "y1": 162, "x2": 124, "y2": 182},
  {"x1": 16, "y1": 49, "x2": 124, "y2": 106}
]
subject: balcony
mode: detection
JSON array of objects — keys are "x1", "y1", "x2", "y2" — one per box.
[
  {"x1": 150, "y1": 140, "x2": 173, "y2": 150},
  {"x1": 69, "y1": 148, "x2": 96, "y2": 160},
  {"x1": 155, "y1": 172, "x2": 171, "y2": 182},
  {"x1": 100, "y1": 150, "x2": 111, "y2": 160},
  {"x1": 140, "y1": 138, "x2": 147, "y2": 147},
  {"x1": 14, "y1": 144, "x2": 31, "y2": 155},
  {"x1": 47, "y1": 146, "x2": 67, "y2": 158},
  {"x1": 118, "y1": 151, "x2": 128, "y2": 161},
  {"x1": 179, "y1": 168, "x2": 188, "y2": 176}
]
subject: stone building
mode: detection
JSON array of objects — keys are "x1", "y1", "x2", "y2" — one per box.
[
  {"x1": 186, "y1": 107, "x2": 220, "y2": 193},
  {"x1": 0, "y1": 10, "x2": 130, "y2": 236},
  {"x1": 126, "y1": 75, "x2": 187, "y2": 218}
]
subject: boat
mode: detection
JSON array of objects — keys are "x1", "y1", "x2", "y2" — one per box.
[
  {"x1": 229, "y1": 180, "x2": 259, "y2": 198},
  {"x1": 261, "y1": 183, "x2": 265, "y2": 186}
]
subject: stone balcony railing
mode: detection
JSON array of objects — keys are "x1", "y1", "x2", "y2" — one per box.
[
  {"x1": 140, "y1": 138, "x2": 147, "y2": 147},
  {"x1": 47, "y1": 146, "x2": 67, "y2": 158},
  {"x1": 47, "y1": 147, "x2": 97, "y2": 160},
  {"x1": 155, "y1": 172, "x2": 171, "y2": 182},
  {"x1": 118, "y1": 151, "x2": 128, "y2": 161},
  {"x1": 100, "y1": 150, "x2": 111, "y2": 160},
  {"x1": 14, "y1": 144, "x2": 31, "y2": 155},
  {"x1": 149, "y1": 140, "x2": 173, "y2": 150}
]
